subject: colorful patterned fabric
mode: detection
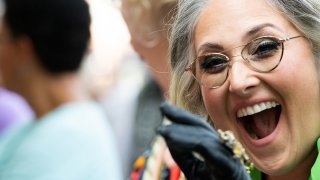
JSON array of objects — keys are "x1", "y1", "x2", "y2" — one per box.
[{"x1": 131, "y1": 137, "x2": 184, "y2": 180}]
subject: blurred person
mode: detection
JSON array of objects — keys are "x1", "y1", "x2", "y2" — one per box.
[
  {"x1": 0, "y1": 87, "x2": 33, "y2": 135},
  {"x1": 100, "y1": 51, "x2": 146, "y2": 177},
  {"x1": 80, "y1": 0, "x2": 132, "y2": 100},
  {"x1": 120, "y1": 0, "x2": 178, "y2": 178},
  {"x1": 0, "y1": 0, "x2": 122, "y2": 179},
  {"x1": 81, "y1": 0, "x2": 143, "y2": 176}
]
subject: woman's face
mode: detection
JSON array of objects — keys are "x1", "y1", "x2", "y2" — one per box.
[{"x1": 194, "y1": 0, "x2": 320, "y2": 175}]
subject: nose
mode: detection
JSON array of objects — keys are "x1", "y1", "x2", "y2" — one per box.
[{"x1": 228, "y1": 60, "x2": 260, "y2": 96}]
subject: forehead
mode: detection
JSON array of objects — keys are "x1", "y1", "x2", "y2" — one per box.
[{"x1": 194, "y1": 0, "x2": 298, "y2": 53}]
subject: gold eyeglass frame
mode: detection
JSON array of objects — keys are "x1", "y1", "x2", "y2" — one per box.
[{"x1": 185, "y1": 35, "x2": 305, "y2": 89}]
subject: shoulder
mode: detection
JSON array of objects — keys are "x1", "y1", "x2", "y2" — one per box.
[
  {"x1": 37, "y1": 101, "x2": 113, "y2": 140},
  {"x1": 0, "y1": 102, "x2": 122, "y2": 179},
  {"x1": 28, "y1": 102, "x2": 119, "y2": 160}
]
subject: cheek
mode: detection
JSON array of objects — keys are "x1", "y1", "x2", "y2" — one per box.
[
  {"x1": 201, "y1": 87, "x2": 231, "y2": 129},
  {"x1": 201, "y1": 88, "x2": 217, "y2": 117},
  {"x1": 275, "y1": 49, "x2": 320, "y2": 105},
  {"x1": 273, "y1": 48, "x2": 320, "y2": 153}
]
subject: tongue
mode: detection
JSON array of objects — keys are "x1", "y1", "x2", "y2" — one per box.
[{"x1": 251, "y1": 108, "x2": 278, "y2": 139}]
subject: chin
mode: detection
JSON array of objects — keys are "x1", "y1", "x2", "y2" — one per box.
[{"x1": 250, "y1": 149, "x2": 298, "y2": 177}]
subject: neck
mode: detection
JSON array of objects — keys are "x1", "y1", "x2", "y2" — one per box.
[
  {"x1": 17, "y1": 73, "x2": 90, "y2": 118},
  {"x1": 265, "y1": 147, "x2": 318, "y2": 180}
]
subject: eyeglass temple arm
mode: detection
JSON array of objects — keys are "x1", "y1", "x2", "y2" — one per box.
[{"x1": 284, "y1": 35, "x2": 305, "y2": 41}]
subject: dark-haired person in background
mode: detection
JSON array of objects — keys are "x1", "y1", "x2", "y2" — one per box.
[{"x1": 0, "y1": 0, "x2": 122, "y2": 179}]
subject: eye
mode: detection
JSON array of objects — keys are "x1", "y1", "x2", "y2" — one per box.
[
  {"x1": 199, "y1": 53, "x2": 229, "y2": 74},
  {"x1": 246, "y1": 38, "x2": 281, "y2": 60}
]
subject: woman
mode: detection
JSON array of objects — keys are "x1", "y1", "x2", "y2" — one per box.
[
  {"x1": 0, "y1": 0, "x2": 122, "y2": 179},
  {"x1": 158, "y1": 0, "x2": 320, "y2": 179}
]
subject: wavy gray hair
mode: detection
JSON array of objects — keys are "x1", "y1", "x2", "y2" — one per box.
[{"x1": 169, "y1": 0, "x2": 320, "y2": 117}]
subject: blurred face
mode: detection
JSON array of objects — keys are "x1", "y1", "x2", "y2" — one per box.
[
  {"x1": 194, "y1": 0, "x2": 320, "y2": 176},
  {"x1": 0, "y1": 20, "x2": 34, "y2": 93},
  {"x1": 121, "y1": 0, "x2": 170, "y2": 91},
  {"x1": 121, "y1": 0, "x2": 159, "y2": 62}
]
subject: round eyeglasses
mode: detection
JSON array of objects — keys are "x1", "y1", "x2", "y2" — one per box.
[{"x1": 185, "y1": 35, "x2": 305, "y2": 89}]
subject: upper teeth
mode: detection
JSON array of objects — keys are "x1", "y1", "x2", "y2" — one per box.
[{"x1": 237, "y1": 101, "x2": 279, "y2": 118}]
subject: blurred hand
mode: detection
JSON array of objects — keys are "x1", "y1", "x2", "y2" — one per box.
[{"x1": 157, "y1": 102, "x2": 251, "y2": 180}]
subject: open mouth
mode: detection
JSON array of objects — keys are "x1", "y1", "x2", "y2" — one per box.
[{"x1": 237, "y1": 101, "x2": 281, "y2": 140}]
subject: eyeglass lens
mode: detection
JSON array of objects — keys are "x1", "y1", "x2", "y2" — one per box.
[{"x1": 194, "y1": 37, "x2": 283, "y2": 88}]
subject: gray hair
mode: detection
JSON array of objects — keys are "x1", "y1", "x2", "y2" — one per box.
[{"x1": 169, "y1": 0, "x2": 320, "y2": 117}]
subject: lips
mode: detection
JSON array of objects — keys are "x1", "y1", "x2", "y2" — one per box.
[{"x1": 237, "y1": 101, "x2": 281, "y2": 140}]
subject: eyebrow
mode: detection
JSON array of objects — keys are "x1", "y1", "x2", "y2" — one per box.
[
  {"x1": 197, "y1": 43, "x2": 224, "y2": 54},
  {"x1": 197, "y1": 23, "x2": 279, "y2": 54},
  {"x1": 244, "y1": 23, "x2": 278, "y2": 39}
]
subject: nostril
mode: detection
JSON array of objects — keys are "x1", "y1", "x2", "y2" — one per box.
[
  {"x1": 242, "y1": 85, "x2": 256, "y2": 95},
  {"x1": 228, "y1": 61, "x2": 260, "y2": 96},
  {"x1": 229, "y1": 84, "x2": 249, "y2": 95},
  {"x1": 229, "y1": 76, "x2": 260, "y2": 96}
]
